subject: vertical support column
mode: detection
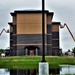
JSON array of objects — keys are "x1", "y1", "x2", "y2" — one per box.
[
  {"x1": 36, "y1": 48, "x2": 38, "y2": 56},
  {"x1": 26, "y1": 48, "x2": 28, "y2": 56},
  {"x1": 17, "y1": 50, "x2": 18, "y2": 56}
]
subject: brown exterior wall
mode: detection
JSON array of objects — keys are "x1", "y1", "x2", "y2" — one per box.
[
  {"x1": 52, "y1": 25, "x2": 59, "y2": 32},
  {"x1": 9, "y1": 10, "x2": 61, "y2": 56},
  {"x1": 17, "y1": 24, "x2": 42, "y2": 34},
  {"x1": 47, "y1": 15, "x2": 52, "y2": 24},
  {"x1": 10, "y1": 26, "x2": 13, "y2": 32},
  {"x1": 16, "y1": 13, "x2": 47, "y2": 34},
  {"x1": 13, "y1": 16, "x2": 16, "y2": 25}
]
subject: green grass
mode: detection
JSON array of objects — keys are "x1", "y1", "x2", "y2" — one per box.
[{"x1": 0, "y1": 56, "x2": 75, "y2": 69}]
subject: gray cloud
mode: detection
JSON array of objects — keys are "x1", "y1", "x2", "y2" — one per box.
[{"x1": 0, "y1": 33, "x2": 9, "y2": 49}]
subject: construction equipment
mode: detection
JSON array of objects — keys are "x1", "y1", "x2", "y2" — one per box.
[
  {"x1": 60, "y1": 23, "x2": 75, "y2": 42},
  {"x1": 0, "y1": 29, "x2": 9, "y2": 36}
]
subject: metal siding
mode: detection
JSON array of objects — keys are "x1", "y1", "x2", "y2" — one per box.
[
  {"x1": 13, "y1": 25, "x2": 16, "y2": 34},
  {"x1": 47, "y1": 24, "x2": 52, "y2": 34},
  {"x1": 52, "y1": 32, "x2": 59, "y2": 39},
  {"x1": 47, "y1": 35, "x2": 52, "y2": 44},
  {"x1": 13, "y1": 35, "x2": 17, "y2": 44},
  {"x1": 52, "y1": 40, "x2": 59, "y2": 47},
  {"x1": 13, "y1": 46, "x2": 17, "y2": 56},
  {"x1": 52, "y1": 48, "x2": 60, "y2": 56},
  {"x1": 47, "y1": 46, "x2": 52, "y2": 55},
  {"x1": 17, "y1": 34, "x2": 47, "y2": 44}
]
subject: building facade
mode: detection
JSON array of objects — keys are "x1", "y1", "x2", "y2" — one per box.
[{"x1": 8, "y1": 10, "x2": 61, "y2": 56}]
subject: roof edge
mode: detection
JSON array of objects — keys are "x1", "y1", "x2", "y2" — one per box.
[
  {"x1": 8, "y1": 22, "x2": 13, "y2": 26},
  {"x1": 10, "y1": 10, "x2": 54, "y2": 16},
  {"x1": 52, "y1": 22, "x2": 61, "y2": 25}
]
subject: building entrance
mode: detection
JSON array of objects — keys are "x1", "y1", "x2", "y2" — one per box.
[
  {"x1": 24, "y1": 46, "x2": 39, "y2": 56},
  {"x1": 30, "y1": 50, "x2": 34, "y2": 56}
]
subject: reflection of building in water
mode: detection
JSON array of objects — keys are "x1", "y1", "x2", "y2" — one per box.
[
  {"x1": 10, "y1": 68, "x2": 60, "y2": 75},
  {"x1": 49, "y1": 69, "x2": 60, "y2": 75},
  {"x1": 10, "y1": 69, "x2": 38, "y2": 75},
  {"x1": 9, "y1": 10, "x2": 61, "y2": 56},
  {"x1": 0, "y1": 69, "x2": 10, "y2": 75},
  {"x1": 60, "y1": 66, "x2": 75, "y2": 74}
]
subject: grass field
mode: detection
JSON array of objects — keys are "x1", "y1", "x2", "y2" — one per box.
[{"x1": 0, "y1": 56, "x2": 75, "y2": 69}]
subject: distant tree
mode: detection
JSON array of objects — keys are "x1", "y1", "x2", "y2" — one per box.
[
  {"x1": 72, "y1": 47, "x2": 75, "y2": 57},
  {"x1": 65, "y1": 49, "x2": 71, "y2": 56},
  {"x1": 68, "y1": 49, "x2": 71, "y2": 52},
  {"x1": 0, "y1": 49, "x2": 5, "y2": 55},
  {"x1": 65, "y1": 52, "x2": 68, "y2": 55},
  {"x1": 59, "y1": 50, "x2": 62, "y2": 56}
]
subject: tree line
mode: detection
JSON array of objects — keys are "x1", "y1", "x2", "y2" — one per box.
[
  {"x1": 0, "y1": 49, "x2": 5, "y2": 55},
  {"x1": 65, "y1": 47, "x2": 75, "y2": 56}
]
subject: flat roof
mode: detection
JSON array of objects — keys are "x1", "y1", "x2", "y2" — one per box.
[
  {"x1": 10, "y1": 10, "x2": 54, "y2": 16},
  {"x1": 52, "y1": 22, "x2": 61, "y2": 25},
  {"x1": 8, "y1": 22, "x2": 13, "y2": 26}
]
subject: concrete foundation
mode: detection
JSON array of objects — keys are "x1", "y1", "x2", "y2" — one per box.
[{"x1": 39, "y1": 62, "x2": 49, "y2": 75}]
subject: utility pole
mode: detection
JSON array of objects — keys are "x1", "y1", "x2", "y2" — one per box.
[
  {"x1": 39, "y1": 0, "x2": 49, "y2": 75},
  {"x1": 42, "y1": 0, "x2": 46, "y2": 62}
]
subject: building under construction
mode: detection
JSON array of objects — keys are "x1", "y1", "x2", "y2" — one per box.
[{"x1": 8, "y1": 10, "x2": 61, "y2": 56}]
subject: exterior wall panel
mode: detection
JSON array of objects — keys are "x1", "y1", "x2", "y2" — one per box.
[
  {"x1": 17, "y1": 13, "x2": 47, "y2": 34},
  {"x1": 52, "y1": 48, "x2": 60, "y2": 56},
  {"x1": 10, "y1": 26, "x2": 13, "y2": 32},
  {"x1": 17, "y1": 14, "x2": 42, "y2": 24},
  {"x1": 52, "y1": 32, "x2": 59, "y2": 39},
  {"x1": 13, "y1": 25, "x2": 16, "y2": 34},
  {"x1": 16, "y1": 34, "x2": 47, "y2": 44},
  {"x1": 10, "y1": 32, "x2": 13, "y2": 39},
  {"x1": 17, "y1": 24, "x2": 42, "y2": 34},
  {"x1": 52, "y1": 25, "x2": 59, "y2": 32},
  {"x1": 13, "y1": 16, "x2": 16, "y2": 25},
  {"x1": 52, "y1": 40, "x2": 59, "y2": 47},
  {"x1": 47, "y1": 35, "x2": 52, "y2": 44},
  {"x1": 47, "y1": 46, "x2": 52, "y2": 55},
  {"x1": 47, "y1": 15, "x2": 52, "y2": 24},
  {"x1": 13, "y1": 35, "x2": 17, "y2": 44},
  {"x1": 13, "y1": 46, "x2": 17, "y2": 56},
  {"x1": 47, "y1": 24, "x2": 52, "y2": 34}
]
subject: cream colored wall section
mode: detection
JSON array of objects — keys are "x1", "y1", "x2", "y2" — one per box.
[
  {"x1": 17, "y1": 24, "x2": 42, "y2": 34},
  {"x1": 47, "y1": 15, "x2": 52, "y2": 24},
  {"x1": 13, "y1": 16, "x2": 16, "y2": 25},
  {"x1": 17, "y1": 14, "x2": 25, "y2": 23},
  {"x1": 17, "y1": 14, "x2": 42, "y2": 24},
  {"x1": 24, "y1": 14, "x2": 42, "y2": 24},
  {"x1": 52, "y1": 25, "x2": 59, "y2": 32},
  {"x1": 17, "y1": 13, "x2": 47, "y2": 34},
  {"x1": 17, "y1": 24, "x2": 25, "y2": 34},
  {"x1": 25, "y1": 24, "x2": 42, "y2": 34},
  {"x1": 10, "y1": 26, "x2": 13, "y2": 32}
]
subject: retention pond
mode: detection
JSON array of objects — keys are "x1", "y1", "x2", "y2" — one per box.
[{"x1": 0, "y1": 65, "x2": 75, "y2": 75}]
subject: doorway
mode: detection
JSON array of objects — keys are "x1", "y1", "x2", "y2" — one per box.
[
  {"x1": 24, "y1": 46, "x2": 39, "y2": 56},
  {"x1": 30, "y1": 50, "x2": 34, "y2": 56}
]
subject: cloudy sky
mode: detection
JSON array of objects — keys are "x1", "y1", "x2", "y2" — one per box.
[{"x1": 0, "y1": 0, "x2": 75, "y2": 52}]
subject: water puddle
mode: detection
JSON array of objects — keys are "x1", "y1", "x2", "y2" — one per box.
[{"x1": 0, "y1": 65, "x2": 75, "y2": 75}]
